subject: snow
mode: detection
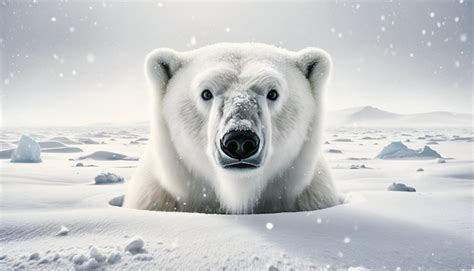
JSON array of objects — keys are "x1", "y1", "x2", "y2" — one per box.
[
  {"x1": 10, "y1": 135, "x2": 42, "y2": 163},
  {"x1": 387, "y1": 182, "x2": 416, "y2": 192},
  {"x1": 376, "y1": 141, "x2": 442, "y2": 159},
  {"x1": 0, "y1": 126, "x2": 472, "y2": 269},
  {"x1": 94, "y1": 172, "x2": 125, "y2": 184}
]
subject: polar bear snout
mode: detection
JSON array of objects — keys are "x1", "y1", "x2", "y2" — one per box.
[{"x1": 220, "y1": 130, "x2": 260, "y2": 161}]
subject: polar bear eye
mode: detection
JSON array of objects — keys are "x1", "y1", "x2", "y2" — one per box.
[
  {"x1": 201, "y1": 89, "x2": 213, "y2": 101},
  {"x1": 267, "y1": 89, "x2": 279, "y2": 101}
]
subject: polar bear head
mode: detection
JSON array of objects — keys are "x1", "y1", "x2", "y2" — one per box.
[{"x1": 145, "y1": 43, "x2": 331, "y2": 213}]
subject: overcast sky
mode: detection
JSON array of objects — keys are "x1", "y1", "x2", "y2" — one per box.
[{"x1": 0, "y1": 0, "x2": 472, "y2": 126}]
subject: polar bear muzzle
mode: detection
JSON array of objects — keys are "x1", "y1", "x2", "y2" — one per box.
[{"x1": 220, "y1": 130, "x2": 260, "y2": 164}]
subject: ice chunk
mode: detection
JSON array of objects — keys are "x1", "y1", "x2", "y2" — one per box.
[
  {"x1": 94, "y1": 173, "x2": 125, "y2": 184},
  {"x1": 376, "y1": 141, "x2": 441, "y2": 159},
  {"x1": 56, "y1": 225, "x2": 69, "y2": 236},
  {"x1": 11, "y1": 135, "x2": 42, "y2": 163},
  {"x1": 387, "y1": 182, "x2": 416, "y2": 192},
  {"x1": 124, "y1": 236, "x2": 145, "y2": 254}
]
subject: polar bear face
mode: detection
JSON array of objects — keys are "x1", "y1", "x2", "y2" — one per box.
[{"x1": 145, "y1": 43, "x2": 331, "y2": 213}]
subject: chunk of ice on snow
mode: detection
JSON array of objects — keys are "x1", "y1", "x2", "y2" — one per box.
[
  {"x1": 124, "y1": 236, "x2": 145, "y2": 254},
  {"x1": 11, "y1": 135, "x2": 42, "y2": 163},
  {"x1": 376, "y1": 141, "x2": 441, "y2": 159},
  {"x1": 387, "y1": 182, "x2": 416, "y2": 192},
  {"x1": 56, "y1": 225, "x2": 69, "y2": 236},
  {"x1": 94, "y1": 173, "x2": 124, "y2": 184}
]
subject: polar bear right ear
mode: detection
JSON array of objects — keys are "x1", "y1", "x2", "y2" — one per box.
[
  {"x1": 145, "y1": 48, "x2": 182, "y2": 92},
  {"x1": 296, "y1": 48, "x2": 332, "y2": 93}
]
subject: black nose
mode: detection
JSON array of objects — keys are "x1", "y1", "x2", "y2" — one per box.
[{"x1": 220, "y1": 131, "x2": 260, "y2": 160}]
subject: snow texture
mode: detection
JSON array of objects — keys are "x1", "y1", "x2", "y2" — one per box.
[
  {"x1": 10, "y1": 135, "x2": 42, "y2": 163},
  {"x1": 0, "y1": 126, "x2": 471, "y2": 270}
]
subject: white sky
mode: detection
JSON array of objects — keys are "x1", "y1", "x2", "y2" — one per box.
[{"x1": 0, "y1": 0, "x2": 472, "y2": 126}]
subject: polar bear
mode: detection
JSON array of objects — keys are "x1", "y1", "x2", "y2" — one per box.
[{"x1": 123, "y1": 43, "x2": 340, "y2": 214}]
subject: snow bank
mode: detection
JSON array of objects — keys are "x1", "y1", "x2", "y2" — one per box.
[
  {"x1": 76, "y1": 138, "x2": 100, "y2": 144},
  {"x1": 387, "y1": 182, "x2": 416, "y2": 192},
  {"x1": 94, "y1": 173, "x2": 125, "y2": 184},
  {"x1": 0, "y1": 149, "x2": 14, "y2": 159},
  {"x1": 38, "y1": 141, "x2": 67, "y2": 149},
  {"x1": 376, "y1": 142, "x2": 442, "y2": 159},
  {"x1": 42, "y1": 147, "x2": 83, "y2": 153},
  {"x1": 10, "y1": 135, "x2": 42, "y2": 163},
  {"x1": 78, "y1": 151, "x2": 138, "y2": 161},
  {"x1": 49, "y1": 137, "x2": 82, "y2": 145}
]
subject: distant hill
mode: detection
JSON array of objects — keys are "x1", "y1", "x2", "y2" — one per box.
[{"x1": 327, "y1": 106, "x2": 473, "y2": 127}]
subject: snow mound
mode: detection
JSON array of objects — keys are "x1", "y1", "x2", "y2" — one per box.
[
  {"x1": 94, "y1": 173, "x2": 125, "y2": 184},
  {"x1": 38, "y1": 141, "x2": 67, "y2": 149},
  {"x1": 333, "y1": 138, "x2": 353, "y2": 142},
  {"x1": 77, "y1": 151, "x2": 138, "y2": 161},
  {"x1": 11, "y1": 135, "x2": 42, "y2": 163},
  {"x1": 0, "y1": 141, "x2": 16, "y2": 150},
  {"x1": 0, "y1": 149, "x2": 14, "y2": 159},
  {"x1": 42, "y1": 147, "x2": 83, "y2": 153},
  {"x1": 387, "y1": 182, "x2": 416, "y2": 192},
  {"x1": 124, "y1": 236, "x2": 145, "y2": 254},
  {"x1": 376, "y1": 142, "x2": 442, "y2": 159},
  {"x1": 76, "y1": 138, "x2": 100, "y2": 144},
  {"x1": 49, "y1": 137, "x2": 82, "y2": 145}
]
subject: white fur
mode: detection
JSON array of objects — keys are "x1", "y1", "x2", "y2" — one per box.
[{"x1": 123, "y1": 43, "x2": 340, "y2": 214}]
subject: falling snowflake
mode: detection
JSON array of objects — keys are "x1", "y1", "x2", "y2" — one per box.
[
  {"x1": 421, "y1": 29, "x2": 426, "y2": 35},
  {"x1": 429, "y1": 12, "x2": 435, "y2": 18},
  {"x1": 459, "y1": 33, "x2": 467, "y2": 42},
  {"x1": 50, "y1": 17, "x2": 57, "y2": 22},
  {"x1": 337, "y1": 32, "x2": 343, "y2": 39},
  {"x1": 344, "y1": 237, "x2": 351, "y2": 243},
  {"x1": 190, "y1": 36, "x2": 197, "y2": 46},
  {"x1": 409, "y1": 53, "x2": 414, "y2": 57},
  {"x1": 4, "y1": 78, "x2": 10, "y2": 85},
  {"x1": 380, "y1": 15, "x2": 385, "y2": 21},
  {"x1": 454, "y1": 60, "x2": 460, "y2": 68},
  {"x1": 454, "y1": 17, "x2": 459, "y2": 23},
  {"x1": 265, "y1": 223, "x2": 273, "y2": 230},
  {"x1": 86, "y1": 53, "x2": 96, "y2": 63},
  {"x1": 427, "y1": 41, "x2": 432, "y2": 47},
  {"x1": 71, "y1": 70, "x2": 77, "y2": 76},
  {"x1": 225, "y1": 27, "x2": 231, "y2": 33},
  {"x1": 69, "y1": 26, "x2": 75, "y2": 33}
]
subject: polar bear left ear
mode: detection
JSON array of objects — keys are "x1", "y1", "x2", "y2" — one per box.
[
  {"x1": 145, "y1": 48, "x2": 182, "y2": 93},
  {"x1": 296, "y1": 48, "x2": 332, "y2": 91}
]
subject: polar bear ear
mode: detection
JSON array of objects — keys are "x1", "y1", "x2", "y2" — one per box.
[
  {"x1": 296, "y1": 48, "x2": 332, "y2": 91},
  {"x1": 145, "y1": 48, "x2": 182, "y2": 91}
]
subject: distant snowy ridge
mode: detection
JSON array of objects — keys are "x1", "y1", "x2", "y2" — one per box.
[{"x1": 327, "y1": 106, "x2": 473, "y2": 127}]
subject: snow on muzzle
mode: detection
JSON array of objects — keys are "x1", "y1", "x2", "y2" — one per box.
[{"x1": 217, "y1": 92, "x2": 264, "y2": 169}]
